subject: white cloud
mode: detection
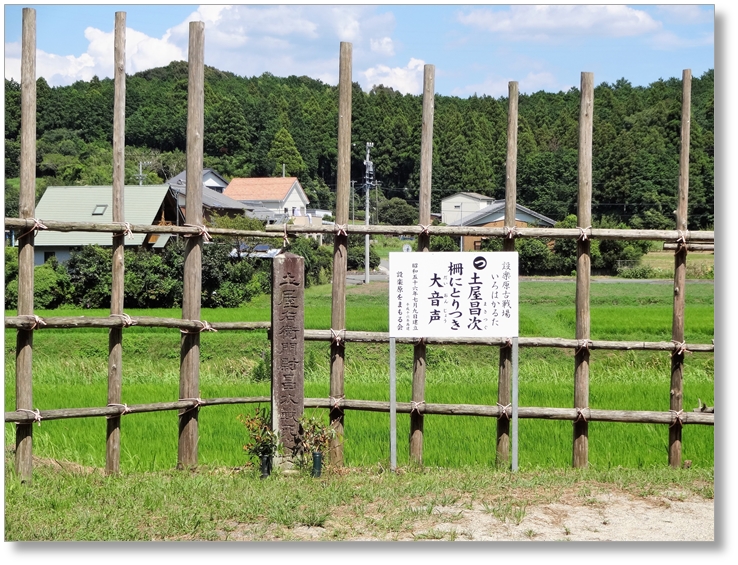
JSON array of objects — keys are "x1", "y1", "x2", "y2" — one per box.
[
  {"x1": 4, "y1": 42, "x2": 21, "y2": 83},
  {"x1": 457, "y1": 5, "x2": 661, "y2": 40},
  {"x1": 649, "y1": 31, "x2": 714, "y2": 51},
  {"x1": 3, "y1": 5, "x2": 391, "y2": 88},
  {"x1": 362, "y1": 58, "x2": 425, "y2": 94},
  {"x1": 329, "y1": 6, "x2": 363, "y2": 42},
  {"x1": 370, "y1": 37, "x2": 395, "y2": 57},
  {"x1": 452, "y1": 71, "x2": 562, "y2": 98},
  {"x1": 654, "y1": 5, "x2": 714, "y2": 25}
]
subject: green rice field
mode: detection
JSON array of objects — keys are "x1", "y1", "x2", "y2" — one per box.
[{"x1": 4, "y1": 280, "x2": 714, "y2": 472}]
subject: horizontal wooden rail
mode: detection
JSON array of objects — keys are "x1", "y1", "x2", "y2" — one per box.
[
  {"x1": 3, "y1": 217, "x2": 281, "y2": 240},
  {"x1": 5, "y1": 397, "x2": 713, "y2": 426},
  {"x1": 4, "y1": 396, "x2": 271, "y2": 423},
  {"x1": 304, "y1": 398, "x2": 714, "y2": 425},
  {"x1": 4, "y1": 315, "x2": 270, "y2": 332},
  {"x1": 663, "y1": 243, "x2": 714, "y2": 251},
  {"x1": 266, "y1": 223, "x2": 715, "y2": 243},
  {"x1": 3, "y1": 316, "x2": 713, "y2": 353},
  {"x1": 4, "y1": 217, "x2": 714, "y2": 243},
  {"x1": 303, "y1": 330, "x2": 714, "y2": 352}
]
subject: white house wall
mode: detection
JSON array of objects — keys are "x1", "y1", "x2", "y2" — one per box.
[
  {"x1": 282, "y1": 184, "x2": 309, "y2": 216},
  {"x1": 441, "y1": 194, "x2": 493, "y2": 224}
]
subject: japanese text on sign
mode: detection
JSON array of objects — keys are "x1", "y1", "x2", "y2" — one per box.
[{"x1": 389, "y1": 252, "x2": 518, "y2": 338}]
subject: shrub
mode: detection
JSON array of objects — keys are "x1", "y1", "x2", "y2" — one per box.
[
  {"x1": 5, "y1": 257, "x2": 72, "y2": 310},
  {"x1": 33, "y1": 258, "x2": 72, "y2": 309},
  {"x1": 286, "y1": 236, "x2": 333, "y2": 287},
  {"x1": 5, "y1": 245, "x2": 19, "y2": 285},
  {"x1": 429, "y1": 235, "x2": 459, "y2": 252},
  {"x1": 347, "y1": 244, "x2": 380, "y2": 271},
  {"x1": 617, "y1": 265, "x2": 656, "y2": 279},
  {"x1": 517, "y1": 238, "x2": 554, "y2": 275},
  {"x1": 124, "y1": 248, "x2": 181, "y2": 308},
  {"x1": 66, "y1": 245, "x2": 112, "y2": 308}
]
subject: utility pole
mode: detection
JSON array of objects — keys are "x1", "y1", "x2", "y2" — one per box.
[
  {"x1": 364, "y1": 142, "x2": 374, "y2": 284},
  {"x1": 350, "y1": 180, "x2": 356, "y2": 224},
  {"x1": 133, "y1": 161, "x2": 147, "y2": 186}
]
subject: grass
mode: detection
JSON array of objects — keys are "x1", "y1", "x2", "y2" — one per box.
[
  {"x1": 4, "y1": 280, "x2": 714, "y2": 472},
  {"x1": 639, "y1": 250, "x2": 714, "y2": 279},
  {"x1": 371, "y1": 234, "x2": 405, "y2": 260},
  {"x1": 4, "y1": 454, "x2": 713, "y2": 541}
]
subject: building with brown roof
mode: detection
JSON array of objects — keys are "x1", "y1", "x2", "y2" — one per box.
[{"x1": 224, "y1": 177, "x2": 310, "y2": 219}]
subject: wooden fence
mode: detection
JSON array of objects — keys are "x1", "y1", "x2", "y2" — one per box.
[{"x1": 4, "y1": 9, "x2": 714, "y2": 482}]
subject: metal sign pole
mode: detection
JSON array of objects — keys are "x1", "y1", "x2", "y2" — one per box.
[
  {"x1": 389, "y1": 337, "x2": 397, "y2": 472},
  {"x1": 512, "y1": 336, "x2": 519, "y2": 472}
]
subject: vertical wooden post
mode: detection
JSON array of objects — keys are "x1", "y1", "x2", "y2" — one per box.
[
  {"x1": 178, "y1": 21, "x2": 204, "y2": 470},
  {"x1": 106, "y1": 11, "x2": 126, "y2": 476},
  {"x1": 15, "y1": 7, "x2": 36, "y2": 483},
  {"x1": 497, "y1": 80, "x2": 518, "y2": 467},
  {"x1": 410, "y1": 64, "x2": 435, "y2": 466},
  {"x1": 271, "y1": 253, "x2": 305, "y2": 464},
  {"x1": 670, "y1": 69, "x2": 691, "y2": 468},
  {"x1": 573, "y1": 72, "x2": 593, "y2": 468},
  {"x1": 329, "y1": 41, "x2": 352, "y2": 466}
]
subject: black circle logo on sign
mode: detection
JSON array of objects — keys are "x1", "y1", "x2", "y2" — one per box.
[{"x1": 473, "y1": 256, "x2": 487, "y2": 270}]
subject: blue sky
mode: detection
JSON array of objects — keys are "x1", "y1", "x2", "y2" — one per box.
[{"x1": 3, "y1": 3, "x2": 716, "y2": 97}]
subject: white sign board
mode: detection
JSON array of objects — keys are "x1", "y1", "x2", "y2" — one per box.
[{"x1": 389, "y1": 252, "x2": 519, "y2": 338}]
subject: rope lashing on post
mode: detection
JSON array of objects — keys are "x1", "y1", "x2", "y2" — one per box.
[
  {"x1": 183, "y1": 223, "x2": 213, "y2": 242},
  {"x1": 675, "y1": 230, "x2": 689, "y2": 253},
  {"x1": 334, "y1": 224, "x2": 348, "y2": 237},
  {"x1": 329, "y1": 395, "x2": 344, "y2": 411},
  {"x1": 669, "y1": 409, "x2": 684, "y2": 429},
  {"x1": 330, "y1": 328, "x2": 345, "y2": 347},
  {"x1": 410, "y1": 401, "x2": 425, "y2": 415},
  {"x1": 414, "y1": 337, "x2": 426, "y2": 346},
  {"x1": 116, "y1": 222, "x2": 134, "y2": 240},
  {"x1": 418, "y1": 224, "x2": 431, "y2": 236},
  {"x1": 110, "y1": 313, "x2": 136, "y2": 328},
  {"x1": 503, "y1": 226, "x2": 518, "y2": 240},
  {"x1": 179, "y1": 397, "x2": 205, "y2": 415},
  {"x1": 18, "y1": 218, "x2": 48, "y2": 239},
  {"x1": 575, "y1": 407, "x2": 589, "y2": 423},
  {"x1": 17, "y1": 408, "x2": 42, "y2": 426},
  {"x1": 577, "y1": 226, "x2": 592, "y2": 242},
  {"x1": 282, "y1": 222, "x2": 290, "y2": 248},
  {"x1": 24, "y1": 314, "x2": 46, "y2": 330},
  {"x1": 496, "y1": 403, "x2": 512, "y2": 420},
  {"x1": 671, "y1": 341, "x2": 691, "y2": 357},
  {"x1": 107, "y1": 403, "x2": 132, "y2": 418},
  {"x1": 575, "y1": 339, "x2": 593, "y2": 356},
  {"x1": 180, "y1": 320, "x2": 217, "y2": 334},
  {"x1": 501, "y1": 338, "x2": 513, "y2": 349}
]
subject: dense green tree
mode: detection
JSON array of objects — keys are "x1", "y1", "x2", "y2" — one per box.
[
  {"x1": 267, "y1": 127, "x2": 307, "y2": 178},
  {"x1": 65, "y1": 245, "x2": 113, "y2": 308},
  {"x1": 3, "y1": 66, "x2": 713, "y2": 232},
  {"x1": 378, "y1": 197, "x2": 417, "y2": 225}
]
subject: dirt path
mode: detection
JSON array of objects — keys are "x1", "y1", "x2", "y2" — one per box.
[
  {"x1": 405, "y1": 489, "x2": 714, "y2": 541},
  {"x1": 226, "y1": 484, "x2": 713, "y2": 542}
]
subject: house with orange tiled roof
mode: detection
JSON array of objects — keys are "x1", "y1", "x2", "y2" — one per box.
[{"x1": 223, "y1": 177, "x2": 309, "y2": 219}]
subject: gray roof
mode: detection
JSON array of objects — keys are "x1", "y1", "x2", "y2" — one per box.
[
  {"x1": 443, "y1": 192, "x2": 495, "y2": 202},
  {"x1": 34, "y1": 185, "x2": 174, "y2": 248},
  {"x1": 449, "y1": 200, "x2": 556, "y2": 227},
  {"x1": 169, "y1": 184, "x2": 246, "y2": 211},
  {"x1": 166, "y1": 168, "x2": 229, "y2": 189}
]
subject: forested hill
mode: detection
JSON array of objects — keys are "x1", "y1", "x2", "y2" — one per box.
[{"x1": 4, "y1": 62, "x2": 714, "y2": 229}]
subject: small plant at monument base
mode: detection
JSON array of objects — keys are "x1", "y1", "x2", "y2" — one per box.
[
  {"x1": 237, "y1": 406, "x2": 282, "y2": 477},
  {"x1": 297, "y1": 412, "x2": 337, "y2": 476}
]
